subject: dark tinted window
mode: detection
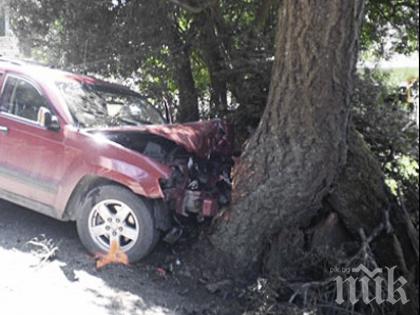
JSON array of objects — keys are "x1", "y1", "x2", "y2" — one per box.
[{"x1": 0, "y1": 76, "x2": 50, "y2": 122}]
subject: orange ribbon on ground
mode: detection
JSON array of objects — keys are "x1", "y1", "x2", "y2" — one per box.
[{"x1": 96, "y1": 240, "x2": 129, "y2": 269}]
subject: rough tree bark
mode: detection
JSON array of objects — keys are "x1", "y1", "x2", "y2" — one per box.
[
  {"x1": 211, "y1": 0, "x2": 365, "y2": 268},
  {"x1": 193, "y1": 8, "x2": 230, "y2": 116},
  {"x1": 169, "y1": 27, "x2": 200, "y2": 123},
  {"x1": 173, "y1": 46, "x2": 200, "y2": 122},
  {"x1": 264, "y1": 126, "x2": 418, "y2": 314},
  {"x1": 327, "y1": 127, "x2": 419, "y2": 315}
]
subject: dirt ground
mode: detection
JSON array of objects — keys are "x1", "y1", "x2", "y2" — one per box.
[{"x1": 0, "y1": 200, "x2": 243, "y2": 315}]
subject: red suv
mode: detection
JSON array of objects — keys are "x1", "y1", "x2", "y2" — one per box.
[{"x1": 0, "y1": 59, "x2": 233, "y2": 261}]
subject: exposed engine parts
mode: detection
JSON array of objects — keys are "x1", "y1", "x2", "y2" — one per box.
[{"x1": 98, "y1": 130, "x2": 234, "y2": 220}]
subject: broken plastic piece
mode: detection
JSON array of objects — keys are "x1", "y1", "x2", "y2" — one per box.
[
  {"x1": 163, "y1": 227, "x2": 183, "y2": 244},
  {"x1": 203, "y1": 198, "x2": 218, "y2": 217}
]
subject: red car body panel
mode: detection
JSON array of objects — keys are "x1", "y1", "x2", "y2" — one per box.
[
  {"x1": 89, "y1": 119, "x2": 233, "y2": 159},
  {"x1": 0, "y1": 61, "x2": 232, "y2": 221}
]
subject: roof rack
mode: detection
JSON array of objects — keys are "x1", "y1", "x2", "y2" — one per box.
[
  {"x1": 0, "y1": 56, "x2": 50, "y2": 67},
  {"x1": 0, "y1": 56, "x2": 25, "y2": 66}
]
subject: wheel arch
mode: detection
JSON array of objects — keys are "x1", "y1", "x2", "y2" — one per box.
[
  {"x1": 62, "y1": 175, "x2": 122, "y2": 221},
  {"x1": 62, "y1": 175, "x2": 171, "y2": 232}
]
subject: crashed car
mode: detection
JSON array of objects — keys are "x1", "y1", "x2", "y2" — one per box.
[{"x1": 0, "y1": 59, "x2": 233, "y2": 262}]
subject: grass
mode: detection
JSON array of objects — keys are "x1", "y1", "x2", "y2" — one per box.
[{"x1": 381, "y1": 67, "x2": 419, "y2": 86}]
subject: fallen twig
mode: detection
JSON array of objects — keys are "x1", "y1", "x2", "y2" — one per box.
[{"x1": 27, "y1": 235, "x2": 60, "y2": 266}]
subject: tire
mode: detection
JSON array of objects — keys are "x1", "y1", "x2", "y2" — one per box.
[{"x1": 76, "y1": 185, "x2": 158, "y2": 262}]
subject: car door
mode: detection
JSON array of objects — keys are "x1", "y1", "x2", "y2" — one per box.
[
  {"x1": 0, "y1": 74, "x2": 66, "y2": 217},
  {"x1": 0, "y1": 70, "x2": 6, "y2": 181}
]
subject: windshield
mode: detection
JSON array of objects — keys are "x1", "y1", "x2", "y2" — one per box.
[{"x1": 56, "y1": 81, "x2": 165, "y2": 128}]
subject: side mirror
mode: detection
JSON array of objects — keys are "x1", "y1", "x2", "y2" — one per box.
[{"x1": 38, "y1": 107, "x2": 60, "y2": 131}]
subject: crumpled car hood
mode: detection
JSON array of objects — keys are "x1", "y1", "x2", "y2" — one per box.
[{"x1": 89, "y1": 119, "x2": 233, "y2": 159}]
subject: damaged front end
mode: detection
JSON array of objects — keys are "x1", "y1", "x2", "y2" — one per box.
[
  {"x1": 159, "y1": 121, "x2": 234, "y2": 220},
  {"x1": 94, "y1": 119, "x2": 234, "y2": 220},
  {"x1": 160, "y1": 150, "x2": 233, "y2": 219}
]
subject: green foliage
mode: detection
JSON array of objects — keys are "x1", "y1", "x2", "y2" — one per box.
[
  {"x1": 352, "y1": 69, "x2": 419, "y2": 221},
  {"x1": 363, "y1": 0, "x2": 419, "y2": 56},
  {"x1": 8, "y1": 0, "x2": 278, "y2": 117},
  {"x1": 381, "y1": 67, "x2": 419, "y2": 86},
  {"x1": 9, "y1": 0, "x2": 177, "y2": 103},
  {"x1": 9, "y1": 0, "x2": 418, "y2": 122},
  {"x1": 7, "y1": 0, "x2": 419, "y2": 146}
]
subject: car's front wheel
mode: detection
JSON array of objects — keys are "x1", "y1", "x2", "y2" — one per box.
[{"x1": 76, "y1": 185, "x2": 157, "y2": 262}]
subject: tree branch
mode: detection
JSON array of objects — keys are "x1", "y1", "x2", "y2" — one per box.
[
  {"x1": 167, "y1": 0, "x2": 216, "y2": 14},
  {"x1": 256, "y1": 0, "x2": 274, "y2": 29}
]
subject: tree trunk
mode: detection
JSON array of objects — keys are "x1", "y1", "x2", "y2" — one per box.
[
  {"x1": 173, "y1": 46, "x2": 200, "y2": 122},
  {"x1": 211, "y1": 0, "x2": 365, "y2": 269},
  {"x1": 263, "y1": 127, "x2": 418, "y2": 314},
  {"x1": 327, "y1": 127, "x2": 418, "y2": 315},
  {"x1": 169, "y1": 27, "x2": 200, "y2": 122},
  {"x1": 194, "y1": 9, "x2": 230, "y2": 116}
]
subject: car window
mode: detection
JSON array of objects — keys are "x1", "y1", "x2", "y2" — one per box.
[
  {"x1": 0, "y1": 76, "x2": 50, "y2": 122},
  {"x1": 56, "y1": 81, "x2": 165, "y2": 128},
  {"x1": 0, "y1": 76, "x2": 17, "y2": 113}
]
